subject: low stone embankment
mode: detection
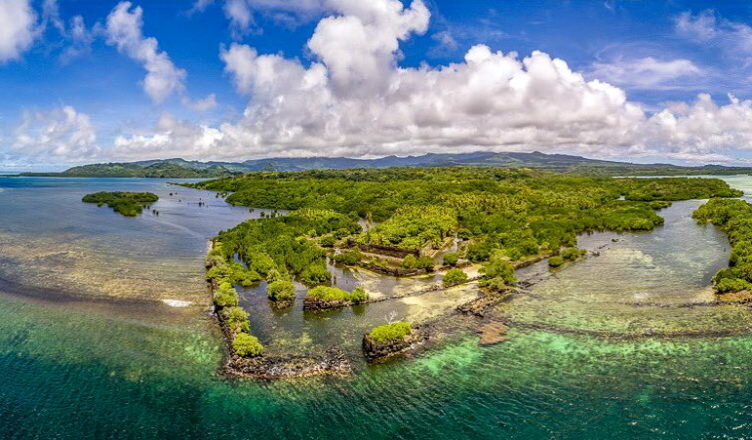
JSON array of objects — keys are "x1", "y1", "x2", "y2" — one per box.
[
  {"x1": 362, "y1": 329, "x2": 428, "y2": 362},
  {"x1": 226, "y1": 348, "x2": 352, "y2": 380}
]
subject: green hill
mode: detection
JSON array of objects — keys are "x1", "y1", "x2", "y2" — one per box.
[{"x1": 19, "y1": 151, "x2": 752, "y2": 177}]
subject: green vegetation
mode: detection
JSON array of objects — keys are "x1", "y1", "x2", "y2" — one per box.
[
  {"x1": 232, "y1": 333, "x2": 265, "y2": 357},
  {"x1": 400, "y1": 254, "x2": 435, "y2": 270},
  {"x1": 368, "y1": 322, "x2": 412, "y2": 344},
  {"x1": 82, "y1": 191, "x2": 158, "y2": 216},
  {"x1": 221, "y1": 306, "x2": 250, "y2": 332},
  {"x1": 267, "y1": 280, "x2": 295, "y2": 302},
  {"x1": 306, "y1": 286, "x2": 368, "y2": 304},
  {"x1": 207, "y1": 244, "x2": 265, "y2": 358},
  {"x1": 213, "y1": 282, "x2": 239, "y2": 308},
  {"x1": 193, "y1": 169, "x2": 740, "y2": 282},
  {"x1": 318, "y1": 235, "x2": 337, "y2": 247},
  {"x1": 442, "y1": 252, "x2": 459, "y2": 266},
  {"x1": 561, "y1": 247, "x2": 587, "y2": 261},
  {"x1": 623, "y1": 178, "x2": 741, "y2": 202},
  {"x1": 212, "y1": 209, "x2": 360, "y2": 287},
  {"x1": 358, "y1": 206, "x2": 457, "y2": 250},
  {"x1": 40, "y1": 161, "x2": 235, "y2": 178},
  {"x1": 196, "y1": 167, "x2": 744, "y2": 361},
  {"x1": 442, "y1": 268, "x2": 468, "y2": 286},
  {"x1": 207, "y1": 259, "x2": 261, "y2": 287},
  {"x1": 548, "y1": 256, "x2": 565, "y2": 268},
  {"x1": 26, "y1": 152, "x2": 752, "y2": 179},
  {"x1": 693, "y1": 198, "x2": 752, "y2": 293},
  {"x1": 332, "y1": 250, "x2": 363, "y2": 265},
  {"x1": 299, "y1": 264, "x2": 332, "y2": 286},
  {"x1": 479, "y1": 252, "x2": 517, "y2": 291},
  {"x1": 551, "y1": 247, "x2": 587, "y2": 268}
]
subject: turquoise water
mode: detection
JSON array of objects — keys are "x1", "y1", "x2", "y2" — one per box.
[{"x1": 2, "y1": 176, "x2": 752, "y2": 439}]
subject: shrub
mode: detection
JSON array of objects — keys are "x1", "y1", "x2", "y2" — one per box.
[
  {"x1": 205, "y1": 251, "x2": 225, "y2": 268},
  {"x1": 401, "y1": 254, "x2": 434, "y2": 270},
  {"x1": 232, "y1": 333, "x2": 264, "y2": 357},
  {"x1": 368, "y1": 322, "x2": 412, "y2": 344},
  {"x1": 415, "y1": 256, "x2": 435, "y2": 271},
  {"x1": 307, "y1": 285, "x2": 368, "y2": 303},
  {"x1": 267, "y1": 280, "x2": 295, "y2": 301},
  {"x1": 467, "y1": 240, "x2": 494, "y2": 262},
  {"x1": 319, "y1": 235, "x2": 337, "y2": 247},
  {"x1": 266, "y1": 268, "x2": 290, "y2": 282},
  {"x1": 350, "y1": 287, "x2": 368, "y2": 303},
  {"x1": 649, "y1": 200, "x2": 672, "y2": 210},
  {"x1": 480, "y1": 251, "x2": 516, "y2": 282},
  {"x1": 299, "y1": 264, "x2": 332, "y2": 286},
  {"x1": 401, "y1": 254, "x2": 418, "y2": 268},
  {"x1": 442, "y1": 252, "x2": 459, "y2": 266},
  {"x1": 214, "y1": 282, "x2": 239, "y2": 307},
  {"x1": 442, "y1": 268, "x2": 468, "y2": 286},
  {"x1": 221, "y1": 306, "x2": 250, "y2": 332},
  {"x1": 480, "y1": 277, "x2": 514, "y2": 292},
  {"x1": 333, "y1": 250, "x2": 363, "y2": 265},
  {"x1": 207, "y1": 261, "x2": 261, "y2": 287},
  {"x1": 479, "y1": 251, "x2": 516, "y2": 290},
  {"x1": 246, "y1": 252, "x2": 276, "y2": 277},
  {"x1": 716, "y1": 278, "x2": 752, "y2": 293},
  {"x1": 561, "y1": 247, "x2": 586, "y2": 261},
  {"x1": 548, "y1": 256, "x2": 565, "y2": 268}
]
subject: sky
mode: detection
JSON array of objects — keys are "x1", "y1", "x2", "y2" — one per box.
[{"x1": 3, "y1": 1, "x2": 752, "y2": 170}]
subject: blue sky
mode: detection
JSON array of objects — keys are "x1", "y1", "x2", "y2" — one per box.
[{"x1": 2, "y1": 0, "x2": 752, "y2": 170}]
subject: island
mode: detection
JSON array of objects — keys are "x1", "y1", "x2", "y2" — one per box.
[
  {"x1": 82, "y1": 191, "x2": 159, "y2": 217},
  {"x1": 186, "y1": 167, "x2": 747, "y2": 379}
]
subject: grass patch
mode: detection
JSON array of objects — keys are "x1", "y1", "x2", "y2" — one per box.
[{"x1": 368, "y1": 322, "x2": 412, "y2": 344}]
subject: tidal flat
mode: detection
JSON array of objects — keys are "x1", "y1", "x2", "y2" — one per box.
[{"x1": 2, "y1": 175, "x2": 752, "y2": 439}]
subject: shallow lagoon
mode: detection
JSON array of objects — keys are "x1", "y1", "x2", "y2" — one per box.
[{"x1": 2, "y1": 176, "x2": 752, "y2": 439}]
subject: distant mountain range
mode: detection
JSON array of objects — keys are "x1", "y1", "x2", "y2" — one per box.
[{"x1": 20, "y1": 151, "x2": 752, "y2": 177}]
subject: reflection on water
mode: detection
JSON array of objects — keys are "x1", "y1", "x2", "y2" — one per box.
[{"x1": 2, "y1": 176, "x2": 752, "y2": 439}]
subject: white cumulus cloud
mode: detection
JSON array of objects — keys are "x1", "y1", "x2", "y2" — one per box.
[
  {"x1": 641, "y1": 93, "x2": 752, "y2": 158},
  {"x1": 13, "y1": 106, "x2": 99, "y2": 161},
  {"x1": 0, "y1": 0, "x2": 37, "y2": 63},
  {"x1": 114, "y1": 0, "x2": 649, "y2": 161},
  {"x1": 105, "y1": 1, "x2": 186, "y2": 103}
]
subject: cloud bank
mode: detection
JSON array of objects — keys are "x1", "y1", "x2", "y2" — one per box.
[
  {"x1": 109, "y1": 0, "x2": 752, "y2": 164},
  {"x1": 8, "y1": 0, "x2": 752, "y2": 166}
]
